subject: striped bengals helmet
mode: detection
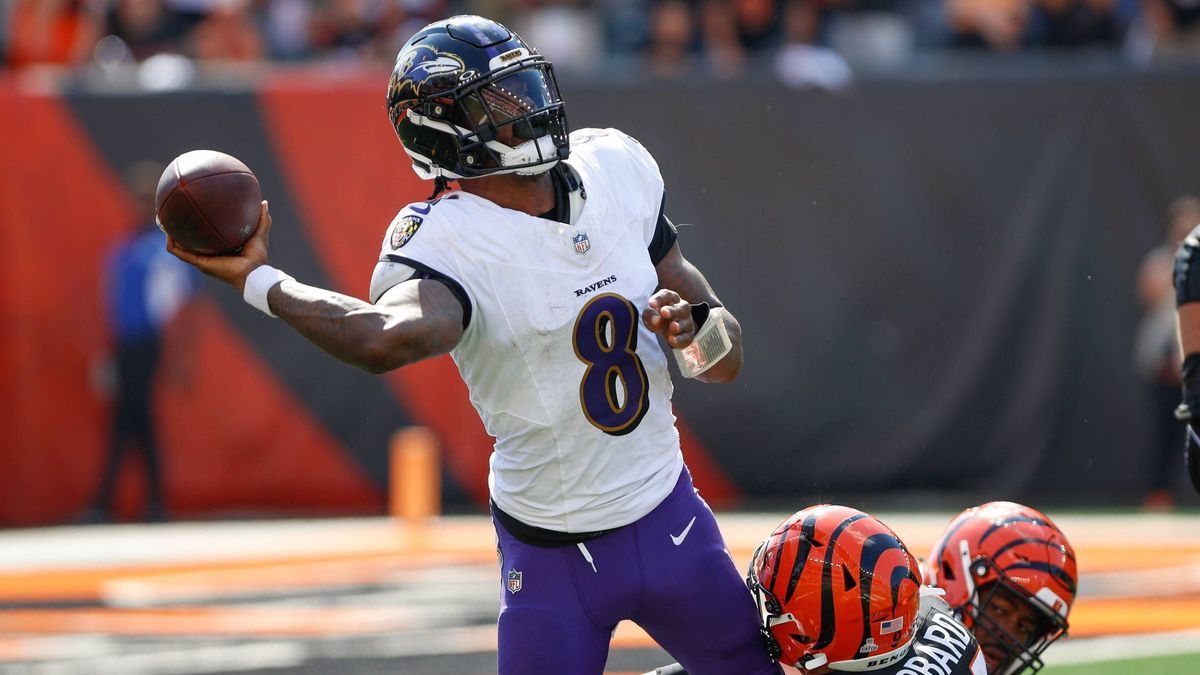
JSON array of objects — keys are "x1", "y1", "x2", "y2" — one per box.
[
  {"x1": 746, "y1": 505, "x2": 922, "y2": 673},
  {"x1": 927, "y1": 502, "x2": 1077, "y2": 675}
]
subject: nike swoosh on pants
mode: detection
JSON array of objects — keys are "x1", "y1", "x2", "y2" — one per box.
[{"x1": 670, "y1": 516, "x2": 697, "y2": 546}]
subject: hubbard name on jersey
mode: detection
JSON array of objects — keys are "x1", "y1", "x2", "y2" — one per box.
[
  {"x1": 369, "y1": 128, "x2": 683, "y2": 534},
  {"x1": 872, "y1": 594, "x2": 987, "y2": 675},
  {"x1": 652, "y1": 594, "x2": 987, "y2": 675}
]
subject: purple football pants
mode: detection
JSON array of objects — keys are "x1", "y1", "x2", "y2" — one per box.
[{"x1": 492, "y1": 467, "x2": 782, "y2": 675}]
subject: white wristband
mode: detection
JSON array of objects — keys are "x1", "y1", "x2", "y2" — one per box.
[
  {"x1": 243, "y1": 265, "x2": 293, "y2": 317},
  {"x1": 673, "y1": 307, "x2": 733, "y2": 378}
]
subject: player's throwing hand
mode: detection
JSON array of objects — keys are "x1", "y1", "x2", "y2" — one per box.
[{"x1": 643, "y1": 289, "x2": 695, "y2": 349}]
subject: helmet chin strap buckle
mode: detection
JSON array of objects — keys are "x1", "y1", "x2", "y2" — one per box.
[{"x1": 802, "y1": 653, "x2": 829, "y2": 670}]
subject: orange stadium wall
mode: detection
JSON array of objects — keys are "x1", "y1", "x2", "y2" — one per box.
[{"x1": 2, "y1": 69, "x2": 1198, "y2": 525}]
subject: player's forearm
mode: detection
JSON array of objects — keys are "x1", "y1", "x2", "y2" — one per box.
[
  {"x1": 267, "y1": 280, "x2": 442, "y2": 374},
  {"x1": 693, "y1": 308, "x2": 743, "y2": 384}
]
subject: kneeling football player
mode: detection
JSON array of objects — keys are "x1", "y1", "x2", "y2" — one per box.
[
  {"x1": 925, "y1": 502, "x2": 1077, "y2": 674},
  {"x1": 651, "y1": 504, "x2": 987, "y2": 675}
]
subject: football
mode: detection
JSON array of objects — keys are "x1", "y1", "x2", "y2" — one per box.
[{"x1": 155, "y1": 150, "x2": 261, "y2": 255}]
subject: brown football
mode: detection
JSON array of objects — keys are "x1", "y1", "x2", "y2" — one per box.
[{"x1": 155, "y1": 150, "x2": 261, "y2": 255}]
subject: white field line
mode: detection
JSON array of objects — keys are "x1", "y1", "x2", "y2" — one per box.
[
  {"x1": 5, "y1": 626, "x2": 499, "y2": 674},
  {"x1": 6, "y1": 628, "x2": 1199, "y2": 673},
  {"x1": 1043, "y1": 629, "x2": 1200, "y2": 666},
  {"x1": 7, "y1": 641, "x2": 306, "y2": 675}
]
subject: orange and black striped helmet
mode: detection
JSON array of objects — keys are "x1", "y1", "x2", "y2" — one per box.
[
  {"x1": 927, "y1": 502, "x2": 1077, "y2": 675},
  {"x1": 746, "y1": 505, "x2": 922, "y2": 673}
]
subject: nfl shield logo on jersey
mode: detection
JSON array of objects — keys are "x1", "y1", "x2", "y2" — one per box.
[
  {"x1": 572, "y1": 231, "x2": 590, "y2": 255},
  {"x1": 507, "y1": 568, "x2": 523, "y2": 594}
]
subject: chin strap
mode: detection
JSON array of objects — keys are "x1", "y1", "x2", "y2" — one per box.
[{"x1": 428, "y1": 176, "x2": 451, "y2": 201}]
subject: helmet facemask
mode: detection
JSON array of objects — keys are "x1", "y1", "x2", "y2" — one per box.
[
  {"x1": 962, "y1": 559, "x2": 1069, "y2": 675},
  {"x1": 746, "y1": 542, "x2": 794, "y2": 665},
  {"x1": 393, "y1": 56, "x2": 569, "y2": 180},
  {"x1": 747, "y1": 548, "x2": 830, "y2": 673}
]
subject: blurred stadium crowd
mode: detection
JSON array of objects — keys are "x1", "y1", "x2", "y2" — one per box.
[{"x1": 2, "y1": 0, "x2": 1199, "y2": 89}]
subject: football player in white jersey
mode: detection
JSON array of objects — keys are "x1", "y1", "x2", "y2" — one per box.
[{"x1": 165, "y1": 14, "x2": 779, "y2": 675}]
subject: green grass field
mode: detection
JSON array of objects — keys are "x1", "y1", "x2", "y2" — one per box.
[{"x1": 1044, "y1": 652, "x2": 1200, "y2": 674}]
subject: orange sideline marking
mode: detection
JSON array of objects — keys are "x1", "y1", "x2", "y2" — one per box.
[
  {"x1": 0, "y1": 606, "x2": 414, "y2": 637},
  {"x1": 1067, "y1": 595, "x2": 1200, "y2": 637},
  {"x1": 0, "y1": 550, "x2": 495, "y2": 602}
]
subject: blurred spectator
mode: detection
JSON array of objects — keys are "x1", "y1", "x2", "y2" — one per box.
[
  {"x1": 262, "y1": 0, "x2": 315, "y2": 59},
  {"x1": 821, "y1": 0, "x2": 917, "y2": 71},
  {"x1": 1028, "y1": 0, "x2": 1123, "y2": 46},
  {"x1": 600, "y1": 0, "x2": 653, "y2": 65},
  {"x1": 1134, "y1": 0, "x2": 1200, "y2": 58},
  {"x1": 947, "y1": 0, "x2": 1032, "y2": 48},
  {"x1": 697, "y1": 0, "x2": 854, "y2": 87},
  {"x1": 190, "y1": 0, "x2": 264, "y2": 61},
  {"x1": 309, "y1": 0, "x2": 385, "y2": 58},
  {"x1": 946, "y1": 0, "x2": 1126, "y2": 48},
  {"x1": 700, "y1": 0, "x2": 801, "y2": 75},
  {"x1": 508, "y1": 1, "x2": 604, "y2": 73},
  {"x1": 645, "y1": 0, "x2": 699, "y2": 76},
  {"x1": 309, "y1": 0, "x2": 414, "y2": 62},
  {"x1": 4, "y1": 0, "x2": 101, "y2": 69},
  {"x1": 83, "y1": 160, "x2": 200, "y2": 524},
  {"x1": 102, "y1": 0, "x2": 190, "y2": 61},
  {"x1": 1135, "y1": 195, "x2": 1200, "y2": 510}
]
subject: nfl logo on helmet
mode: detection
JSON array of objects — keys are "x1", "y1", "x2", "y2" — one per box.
[{"x1": 507, "y1": 568, "x2": 523, "y2": 594}]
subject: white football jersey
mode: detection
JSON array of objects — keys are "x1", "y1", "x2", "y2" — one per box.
[{"x1": 370, "y1": 128, "x2": 683, "y2": 532}]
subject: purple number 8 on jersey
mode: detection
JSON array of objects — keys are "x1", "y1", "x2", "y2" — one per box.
[{"x1": 572, "y1": 293, "x2": 650, "y2": 436}]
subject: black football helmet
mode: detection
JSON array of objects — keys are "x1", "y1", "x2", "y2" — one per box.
[{"x1": 386, "y1": 15, "x2": 570, "y2": 181}]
